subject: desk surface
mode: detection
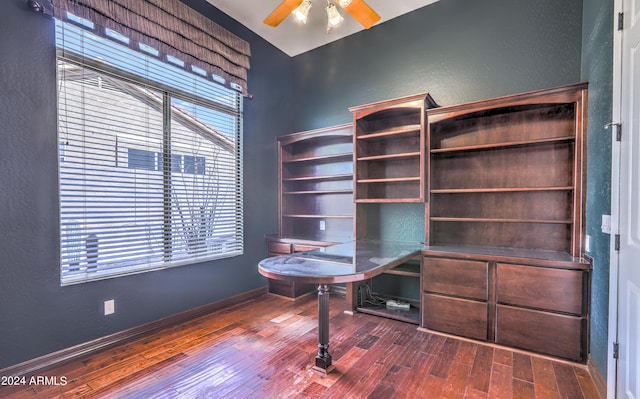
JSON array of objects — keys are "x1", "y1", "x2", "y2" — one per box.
[{"x1": 258, "y1": 240, "x2": 423, "y2": 284}]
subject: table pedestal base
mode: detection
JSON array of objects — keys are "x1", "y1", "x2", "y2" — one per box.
[{"x1": 313, "y1": 284, "x2": 334, "y2": 374}]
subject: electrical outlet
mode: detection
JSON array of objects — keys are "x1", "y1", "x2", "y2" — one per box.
[
  {"x1": 104, "y1": 299, "x2": 115, "y2": 316},
  {"x1": 601, "y1": 214, "x2": 611, "y2": 234},
  {"x1": 319, "y1": 220, "x2": 326, "y2": 231},
  {"x1": 585, "y1": 235, "x2": 591, "y2": 252}
]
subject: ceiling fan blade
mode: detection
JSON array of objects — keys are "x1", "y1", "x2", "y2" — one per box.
[
  {"x1": 263, "y1": 0, "x2": 304, "y2": 27},
  {"x1": 340, "y1": 0, "x2": 381, "y2": 29}
]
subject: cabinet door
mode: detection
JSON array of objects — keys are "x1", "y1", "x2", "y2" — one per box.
[
  {"x1": 268, "y1": 279, "x2": 316, "y2": 298},
  {"x1": 423, "y1": 257, "x2": 488, "y2": 300},
  {"x1": 496, "y1": 305, "x2": 585, "y2": 361},
  {"x1": 267, "y1": 241, "x2": 292, "y2": 256},
  {"x1": 422, "y1": 293, "x2": 488, "y2": 341},
  {"x1": 496, "y1": 263, "x2": 584, "y2": 315}
]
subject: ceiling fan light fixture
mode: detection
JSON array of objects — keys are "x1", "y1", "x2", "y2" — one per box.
[
  {"x1": 292, "y1": 0, "x2": 312, "y2": 23},
  {"x1": 326, "y1": 2, "x2": 344, "y2": 29}
]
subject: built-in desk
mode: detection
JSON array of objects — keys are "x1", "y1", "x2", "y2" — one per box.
[{"x1": 258, "y1": 240, "x2": 423, "y2": 373}]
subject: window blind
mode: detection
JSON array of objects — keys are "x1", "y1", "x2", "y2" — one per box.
[
  {"x1": 57, "y1": 18, "x2": 243, "y2": 285},
  {"x1": 52, "y1": 0, "x2": 251, "y2": 94}
]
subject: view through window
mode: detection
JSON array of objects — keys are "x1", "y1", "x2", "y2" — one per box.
[{"x1": 57, "y1": 17, "x2": 243, "y2": 285}]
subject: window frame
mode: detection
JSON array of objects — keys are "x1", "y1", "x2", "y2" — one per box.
[{"x1": 56, "y1": 23, "x2": 244, "y2": 286}]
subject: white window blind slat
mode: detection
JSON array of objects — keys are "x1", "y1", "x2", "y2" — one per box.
[{"x1": 57, "y1": 19, "x2": 243, "y2": 285}]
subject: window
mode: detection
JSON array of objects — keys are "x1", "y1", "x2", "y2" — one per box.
[
  {"x1": 57, "y1": 19, "x2": 243, "y2": 285},
  {"x1": 127, "y1": 149, "x2": 206, "y2": 175}
]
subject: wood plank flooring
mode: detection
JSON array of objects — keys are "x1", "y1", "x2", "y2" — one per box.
[{"x1": 0, "y1": 293, "x2": 601, "y2": 398}]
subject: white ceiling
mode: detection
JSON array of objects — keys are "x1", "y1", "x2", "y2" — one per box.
[{"x1": 206, "y1": 0, "x2": 440, "y2": 57}]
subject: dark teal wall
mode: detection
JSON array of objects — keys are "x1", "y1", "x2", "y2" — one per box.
[
  {"x1": 291, "y1": 0, "x2": 605, "y2": 364},
  {"x1": 291, "y1": 0, "x2": 585, "y2": 284},
  {"x1": 292, "y1": 0, "x2": 584, "y2": 257},
  {"x1": 581, "y1": 0, "x2": 613, "y2": 376},
  {"x1": 0, "y1": 0, "x2": 290, "y2": 369},
  {"x1": 1, "y1": 0, "x2": 612, "y2": 376},
  {"x1": 363, "y1": 204, "x2": 426, "y2": 242},
  {"x1": 292, "y1": 0, "x2": 583, "y2": 131}
]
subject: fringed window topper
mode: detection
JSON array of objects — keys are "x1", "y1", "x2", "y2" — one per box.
[{"x1": 52, "y1": 0, "x2": 251, "y2": 94}]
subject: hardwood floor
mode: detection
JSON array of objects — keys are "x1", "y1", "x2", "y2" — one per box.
[{"x1": 0, "y1": 292, "x2": 601, "y2": 398}]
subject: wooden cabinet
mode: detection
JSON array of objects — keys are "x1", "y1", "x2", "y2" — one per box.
[
  {"x1": 426, "y1": 83, "x2": 587, "y2": 256},
  {"x1": 346, "y1": 93, "x2": 437, "y2": 322},
  {"x1": 264, "y1": 234, "x2": 333, "y2": 298},
  {"x1": 266, "y1": 124, "x2": 354, "y2": 298},
  {"x1": 422, "y1": 251, "x2": 590, "y2": 362},
  {"x1": 350, "y1": 93, "x2": 438, "y2": 202},
  {"x1": 422, "y1": 257, "x2": 488, "y2": 300},
  {"x1": 496, "y1": 263, "x2": 585, "y2": 315},
  {"x1": 422, "y1": 257, "x2": 489, "y2": 340},
  {"x1": 494, "y1": 262, "x2": 589, "y2": 361},
  {"x1": 279, "y1": 124, "x2": 354, "y2": 244},
  {"x1": 266, "y1": 84, "x2": 591, "y2": 362},
  {"x1": 495, "y1": 304, "x2": 586, "y2": 361},
  {"x1": 266, "y1": 238, "x2": 292, "y2": 256},
  {"x1": 423, "y1": 293, "x2": 489, "y2": 341},
  {"x1": 421, "y1": 83, "x2": 590, "y2": 362}
]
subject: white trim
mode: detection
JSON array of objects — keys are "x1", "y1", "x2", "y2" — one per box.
[{"x1": 608, "y1": 0, "x2": 623, "y2": 397}]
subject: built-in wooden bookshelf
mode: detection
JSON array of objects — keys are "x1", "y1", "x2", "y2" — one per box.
[
  {"x1": 422, "y1": 83, "x2": 591, "y2": 362},
  {"x1": 266, "y1": 123, "x2": 354, "y2": 298},
  {"x1": 350, "y1": 93, "x2": 438, "y2": 203},
  {"x1": 279, "y1": 124, "x2": 354, "y2": 244},
  {"x1": 266, "y1": 84, "x2": 591, "y2": 362},
  {"x1": 426, "y1": 86, "x2": 586, "y2": 255},
  {"x1": 346, "y1": 93, "x2": 437, "y2": 323}
]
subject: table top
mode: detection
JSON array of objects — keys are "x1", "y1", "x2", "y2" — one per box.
[{"x1": 258, "y1": 240, "x2": 423, "y2": 284}]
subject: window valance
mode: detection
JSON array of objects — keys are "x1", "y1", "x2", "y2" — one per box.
[{"x1": 52, "y1": 0, "x2": 250, "y2": 94}]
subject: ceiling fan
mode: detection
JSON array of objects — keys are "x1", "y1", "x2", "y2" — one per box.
[{"x1": 263, "y1": 0, "x2": 381, "y2": 30}]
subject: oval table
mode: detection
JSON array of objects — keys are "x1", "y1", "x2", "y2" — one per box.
[{"x1": 258, "y1": 240, "x2": 423, "y2": 373}]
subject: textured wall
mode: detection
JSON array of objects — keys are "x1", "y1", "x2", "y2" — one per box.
[
  {"x1": 291, "y1": 0, "x2": 584, "y2": 254},
  {"x1": 290, "y1": 0, "x2": 593, "y2": 358},
  {"x1": 364, "y1": 204, "x2": 426, "y2": 242},
  {"x1": 581, "y1": 0, "x2": 613, "y2": 377},
  {"x1": 291, "y1": 0, "x2": 584, "y2": 131},
  {"x1": 0, "y1": 0, "x2": 291, "y2": 369},
  {"x1": 1, "y1": 0, "x2": 607, "y2": 374}
]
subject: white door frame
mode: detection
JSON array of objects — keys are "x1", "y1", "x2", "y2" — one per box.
[{"x1": 608, "y1": 0, "x2": 623, "y2": 397}]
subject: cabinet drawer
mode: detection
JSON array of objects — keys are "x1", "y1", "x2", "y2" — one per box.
[
  {"x1": 293, "y1": 244, "x2": 324, "y2": 252},
  {"x1": 423, "y1": 257, "x2": 488, "y2": 300},
  {"x1": 497, "y1": 264, "x2": 584, "y2": 315},
  {"x1": 268, "y1": 279, "x2": 315, "y2": 298},
  {"x1": 422, "y1": 293, "x2": 488, "y2": 341},
  {"x1": 268, "y1": 279, "x2": 295, "y2": 297},
  {"x1": 267, "y1": 241, "x2": 292, "y2": 255},
  {"x1": 496, "y1": 305, "x2": 585, "y2": 361}
]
